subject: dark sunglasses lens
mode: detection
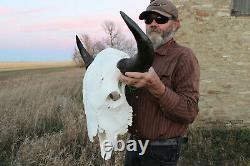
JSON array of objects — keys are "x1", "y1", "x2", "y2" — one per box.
[
  {"x1": 144, "y1": 16, "x2": 169, "y2": 24},
  {"x1": 144, "y1": 18, "x2": 153, "y2": 24},
  {"x1": 155, "y1": 17, "x2": 169, "y2": 24}
]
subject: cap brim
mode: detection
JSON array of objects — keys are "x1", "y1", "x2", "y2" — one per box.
[{"x1": 139, "y1": 10, "x2": 172, "y2": 20}]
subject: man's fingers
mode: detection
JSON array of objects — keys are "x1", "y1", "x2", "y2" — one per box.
[
  {"x1": 119, "y1": 75, "x2": 126, "y2": 82},
  {"x1": 125, "y1": 72, "x2": 144, "y2": 79},
  {"x1": 119, "y1": 74, "x2": 137, "y2": 85}
]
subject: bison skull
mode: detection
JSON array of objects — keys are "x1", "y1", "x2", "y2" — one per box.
[
  {"x1": 83, "y1": 48, "x2": 133, "y2": 160},
  {"x1": 76, "y1": 11, "x2": 153, "y2": 160}
]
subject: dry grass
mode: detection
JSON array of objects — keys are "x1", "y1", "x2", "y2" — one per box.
[
  {"x1": 0, "y1": 61, "x2": 75, "y2": 72},
  {"x1": 0, "y1": 65, "x2": 249, "y2": 165},
  {"x1": 0, "y1": 67, "x2": 125, "y2": 166}
]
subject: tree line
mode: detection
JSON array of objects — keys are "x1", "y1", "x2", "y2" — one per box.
[{"x1": 72, "y1": 20, "x2": 137, "y2": 67}]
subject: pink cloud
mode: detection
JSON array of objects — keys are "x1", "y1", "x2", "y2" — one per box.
[
  {"x1": 21, "y1": 13, "x2": 141, "y2": 33},
  {"x1": 0, "y1": 6, "x2": 12, "y2": 14},
  {"x1": 21, "y1": 7, "x2": 52, "y2": 14},
  {"x1": 22, "y1": 17, "x2": 105, "y2": 32},
  {"x1": 20, "y1": 13, "x2": 146, "y2": 50},
  {"x1": 6, "y1": 18, "x2": 18, "y2": 24}
]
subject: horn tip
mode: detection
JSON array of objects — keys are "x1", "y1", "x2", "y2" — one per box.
[
  {"x1": 120, "y1": 11, "x2": 127, "y2": 18},
  {"x1": 76, "y1": 35, "x2": 79, "y2": 41}
]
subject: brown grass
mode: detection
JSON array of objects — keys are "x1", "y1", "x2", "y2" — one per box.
[
  {"x1": 0, "y1": 61, "x2": 75, "y2": 72},
  {"x1": 0, "y1": 67, "x2": 125, "y2": 166},
  {"x1": 0, "y1": 65, "x2": 249, "y2": 165}
]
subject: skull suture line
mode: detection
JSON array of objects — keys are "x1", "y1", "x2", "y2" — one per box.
[{"x1": 76, "y1": 11, "x2": 154, "y2": 160}]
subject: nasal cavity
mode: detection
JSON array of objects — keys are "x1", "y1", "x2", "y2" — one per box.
[{"x1": 108, "y1": 91, "x2": 121, "y2": 101}]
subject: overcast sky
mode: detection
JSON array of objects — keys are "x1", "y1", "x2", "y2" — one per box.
[{"x1": 0, "y1": 0, "x2": 148, "y2": 62}]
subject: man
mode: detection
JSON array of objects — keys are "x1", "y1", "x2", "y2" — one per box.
[{"x1": 119, "y1": 0, "x2": 200, "y2": 165}]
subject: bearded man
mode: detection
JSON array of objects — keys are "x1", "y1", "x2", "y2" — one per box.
[{"x1": 119, "y1": 0, "x2": 200, "y2": 165}]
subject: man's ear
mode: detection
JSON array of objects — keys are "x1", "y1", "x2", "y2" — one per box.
[{"x1": 173, "y1": 20, "x2": 181, "y2": 31}]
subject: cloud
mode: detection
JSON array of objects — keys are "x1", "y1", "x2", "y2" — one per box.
[
  {"x1": 21, "y1": 12, "x2": 143, "y2": 32},
  {"x1": 0, "y1": 6, "x2": 12, "y2": 14},
  {"x1": 21, "y1": 13, "x2": 126, "y2": 33},
  {"x1": 20, "y1": 7, "x2": 52, "y2": 15},
  {"x1": 22, "y1": 18, "x2": 100, "y2": 32}
]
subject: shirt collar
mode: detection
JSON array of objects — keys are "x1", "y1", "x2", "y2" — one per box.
[{"x1": 155, "y1": 39, "x2": 176, "y2": 56}]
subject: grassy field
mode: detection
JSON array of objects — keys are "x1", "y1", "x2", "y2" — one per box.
[
  {"x1": 0, "y1": 63, "x2": 249, "y2": 166},
  {"x1": 0, "y1": 61, "x2": 75, "y2": 72}
]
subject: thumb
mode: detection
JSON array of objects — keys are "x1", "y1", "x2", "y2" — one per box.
[{"x1": 149, "y1": 67, "x2": 154, "y2": 72}]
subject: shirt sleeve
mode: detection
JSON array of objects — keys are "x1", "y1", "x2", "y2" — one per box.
[{"x1": 157, "y1": 49, "x2": 200, "y2": 124}]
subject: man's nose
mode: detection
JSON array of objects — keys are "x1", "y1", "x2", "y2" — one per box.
[{"x1": 149, "y1": 19, "x2": 158, "y2": 27}]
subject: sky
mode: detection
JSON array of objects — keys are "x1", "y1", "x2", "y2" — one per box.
[{"x1": 0, "y1": 0, "x2": 148, "y2": 62}]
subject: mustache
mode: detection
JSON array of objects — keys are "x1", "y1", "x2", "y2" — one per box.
[{"x1": 147, "y1": 27, "x2": 162, "y2": 34}]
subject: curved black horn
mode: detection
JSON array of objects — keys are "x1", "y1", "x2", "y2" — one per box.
[
  {"x1": 117, "y1": 11, "x2": 154, "y2": 74},
  {"x1": 76, "y1": 35, "x2": 94, "y2": 69}
]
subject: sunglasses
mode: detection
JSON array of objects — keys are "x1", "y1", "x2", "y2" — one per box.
[{"x1": 144, "y1": 15, "x2": 173, "y2": 25}]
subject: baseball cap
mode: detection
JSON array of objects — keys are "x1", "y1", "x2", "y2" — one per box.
[{"x1": 139, "y1": 0, "x2": 178, "y2": 20}]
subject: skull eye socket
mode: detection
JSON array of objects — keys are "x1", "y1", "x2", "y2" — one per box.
[
  {"x1": 108, "y1": 91, "x2": 121, "y2": 101},
  {"x1": 118, "y1": 81, "x2": 122, "y2": 91}
]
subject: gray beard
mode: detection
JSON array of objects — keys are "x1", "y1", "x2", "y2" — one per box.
[{"x1": 147, "y1": 28, "x2": 176, "y2": 49}]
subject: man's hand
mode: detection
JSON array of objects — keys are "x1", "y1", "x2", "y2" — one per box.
[{"x1": 119, "y1": 67, "x2": 165, "y2": 98}]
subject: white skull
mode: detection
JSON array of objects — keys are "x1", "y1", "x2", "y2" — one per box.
[
  {"x1": 83, "y1": 48, "x2": 133, "y2": 160},
  {"x1": 77, "y1": 11, "x2": 154, "y2": 160}
]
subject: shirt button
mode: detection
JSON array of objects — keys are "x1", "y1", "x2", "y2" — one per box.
[
  {"x1": 135, "y1": 96, "x2": 139, "y2": 99},
  {"x1": 135, "y1": 129, "x2": 138, "y2": 133}
]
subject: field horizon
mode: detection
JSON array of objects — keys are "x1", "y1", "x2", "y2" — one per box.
[{"x1": 0, "y1": 61, "x2": 76, "y2": 72}]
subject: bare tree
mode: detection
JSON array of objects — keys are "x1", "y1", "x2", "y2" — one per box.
[
  {"x1": 81, "y1": 34, "x2": 94, "y2": 55},
  {"x1": 73, "y1": 34, "x2": 107, "y2": 67},
  {"x1": 73, "y1": 21, "x2": 137, "y2": 67},
  {"x1": 102, "y1": 21, "x2": 122, "y2": 48},
  {"x1": 92, "y1": 41, "x2": 106, "y2": 58},
  {"x1": 102, "y1": 20, "x2": 136, "y2": 56},
  {"x1": 119, "y1": 38, "x2": 137, "y2": 56}
]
